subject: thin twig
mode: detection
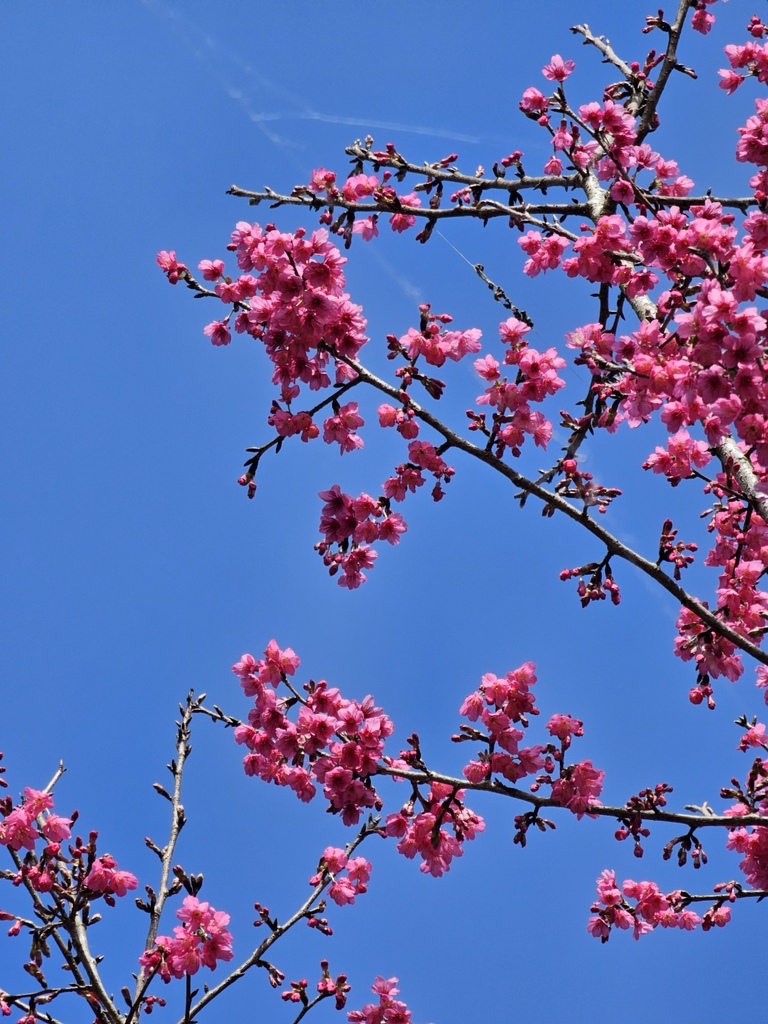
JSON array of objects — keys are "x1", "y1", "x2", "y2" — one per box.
[
  {"x1": 180, "y1": 819, "x2": 379, "y2": 1023},
  {"x1": 130, "y1": 693, "x2": 197, "y2": 1019}
]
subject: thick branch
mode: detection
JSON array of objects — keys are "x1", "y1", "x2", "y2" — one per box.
[
  {"x1": 378, "y1": 764, "x2": 768, "y2": 830},
  {"x1": 715, "y1": 437, "x2": 768, "y2": 528},
  {"x1": 229, "y1": 182, "x2": 757, "y2": 221},
  {"x1": 226, "y1": 184, "x2": 591, "y2": 225},
  {"x1": 570, "y1": 23, "x2": 637, "y2": 82},
  {"x1": 66, "y1": 915, "x2": 121, "y2": 1024},
  {"x1": 5, "y1": 850, "x2": 103, "y2": 1019}
]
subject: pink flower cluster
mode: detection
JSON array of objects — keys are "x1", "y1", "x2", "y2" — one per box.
[
  {"x1": 156, "y1": 250, "x2": 187, "y2": 285},
  {"x1": 726, "y1": 825, "x2": 768, "y2": 889},
  {"x1": 590, "y1": 728, "x2": 768, "y2": 940},
  {"x1": 0, "y1": 787, "x2": 71, "y2": 854},
  {"x1": 0, "y1": 785, "x2": 138, "y2": 907},
  {"x1": 560, "y1": 195, "x2": 768, "y2": 689},
  {"x1": 722, "y1": 746, "x2": 768, "y2": 888},
  {"x1": 643, "y1": 429, "x2": 711, "y2": 484},
  {"x1": 316, "y1": 484, "x2": 407, "y2": 590},
  {"x1": 232, "y1": 648, "x2": 607, "y2": 878},
  {"x1": 699, "y1": 503, "x2": 768, "y2": 688},
  {"x1": 587, "y1": 870, "x2": 713, "y2": 941},
  {"x1": 0, "y1": 787, "x2": 75, "y2": 897},
  {"x1": 309, "y1": 846, "x2": 372, "y2": 906},
  {"x1": 314, "y1": 424, "x2": 458, "y2": 586},
  {"x1": 306, "y1": 166, "x2": 423, "y2": 237},
  {"x1": 473, "y1": 316, "x2": 566, "y2": 456},
  {"x1": 675, "y1": 508, "x2": 768, "y2": 689},
  {"x1": 675, "y1": 607, "x2": 743, "y2": 690},
  {"x1": 138, "y1": 895, "x2": 234, "y2": 982},
  {"x1": 459, "y1": 663, "x2": 544, "y2": 784},
  {"x1": 322, "y1": 401, "x2": 365, "y2": 454},
  {"x1": 347, "y1": 976, "x2": 411, "y2": 1024},
  {"x1": 458, "y1": 662, "x2": 604, "y2": 818},
  {"x1": 83, "y1": 853, "x2": 139, "y2": 898},
  {"x1": 161, "y1": 223, "x2": 369, "y2": 412},
  {"x1": 384, "y1": 781, "x2": 485, "y2": 877},
  {"x1": 520, "y1": 57, "x2": 696, "y2": 201},
  {"x1": 397, "y1": 320, "x2": 482, "y2": 367},
  {"x1": 282, "y1": 962, "x2": 351, "y2": 1011},
  {"x1": 549, "y1": 760, "x2": 605, "y2": 819},
  {"x1": 232, "y1": 642, "x2": 395, "y2": 825},
  {"x1": 720, "y1": 33, "x2": 768, "y2": 93},
  {"x1": 515, "y1": 61, "x2": 768, "y2": 693}
]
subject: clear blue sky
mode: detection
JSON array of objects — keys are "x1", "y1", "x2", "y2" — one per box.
[{"x1": 1, "y1": 3, "x2": 764, "y2": 1022}]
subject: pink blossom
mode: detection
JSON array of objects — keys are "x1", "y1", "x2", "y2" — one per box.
[
  {"x1": 389, "y1": 192, "x2": 421, "y2": 233},
  {"x1": 703, "y1": 904, "x2": 731, "y2": 929},
  {"x1": 551, "y1": 760, "x2": 604, "y2": 818},
  {"x1": 738, "y1": 721, "x2": 768, "y2": 751},
  {"x1": 542, "y1": 54, "x2": 576, "y2": 82},
  {"x1": 610, "y1": 179, "x2": 635, "y2": 204},
  {"x1": 141, "y1": 896, "x2": 233, "y2": 981},
  {"x1": 352, "y1": 216, "x2": 379, "y2": 240},
  {"x1": 307, "y1": 167, "x2": 337, "y2": 193},
  {"x1": 546, "y1": 714, "x2": 584, "y2": 740},
  {"x1": 320, "y1": 847, "x2": 348, "y2": 875},
  {"x1": 726, "y1": 825, "x2": 768, "y2": 889},
  {"x1": 41, "y1": 813, "x2": 71, "y2": 842},
  {"x1": 691, "y1": 7, "x2": 715, "y2": 33},
  {"x1": 473, "y1": 354, "x2": 500, "y2": 380},
  {"x1": 0, "y1": 808, "x2": 38, "y2": 851},
  {"x1": 329, "y1": 876, "x2": 357, "y2": 905},
  {"x1": 341, "y1": 174, "x2": 379, "y2": 202},
  {"x1": 156, "y1": 250, "x2": 187, "y2": 284},
  {"x1": 378, "y1": 513, "x2": 407, "y2": 544},
  {"x1": 323, "y1": 402, "x2": 365, "y2": 454},
  {"x1": 643, "y1": 430, "x2": 711, "y2": 483},
  {"x1": 719, "y1": 69, "x2": 745, "y2": 94},
  {"x1": 197, "y1": 259, "x2": 225, "y2": 281},
  {"x1": 518, "y1": 231, "x2": 570, "y2": 276},
  {"x1": 22, "y1": 788, "x2": 54, "y2": 816},
  {"x1": 587, "y1": 915, "x2": 611, "y2": 939},
  {"x1": 519, "y1": 87, "x2": 549, "y2": 114},
  {"x1": 84, "y1": 855, "x2": 138, "y2": 897},
  {"x1": 203, "y1": 320, "x2": 231, "y2": 347}
]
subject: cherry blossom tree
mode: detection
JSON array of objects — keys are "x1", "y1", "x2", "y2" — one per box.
[{"x1": 6, "y1": 1, "x2": 768, "y2": 1021}]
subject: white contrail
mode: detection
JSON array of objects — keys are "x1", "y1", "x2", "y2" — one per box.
[
  {"x1": 139, "y1": 0, "x2": 479, "y2": 148},
  {"x1": 301, "y1": 111, "x2": 479, "y2": 144},
  {"x1": 138, "y1": 0, "x2": 474, "y2": 304}
]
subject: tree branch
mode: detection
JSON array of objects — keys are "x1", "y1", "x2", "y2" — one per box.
[
  {"x1": 180, "y1": 819, "x2": 379, "y2": 1023},
  {"x1": 377, "y1": 764, "x2": 768, "y2": 830},
  {"x1": 332, "y1": 351, "x2": 768, "y2": 668},
  {"x1": 130, "y1": 693, "x2": 197, "y2": 1017},
  {"x1": 714, "y1": 437, "x2": 768, "y2": 528}
]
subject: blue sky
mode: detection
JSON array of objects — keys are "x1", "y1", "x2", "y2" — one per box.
[{"x1": 2, "y1": 2, "x2": 766, "y2": 1022}]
